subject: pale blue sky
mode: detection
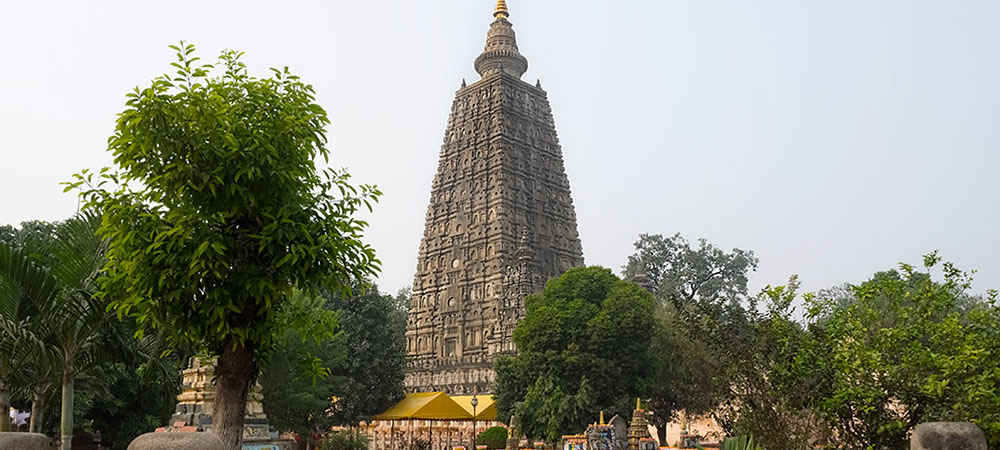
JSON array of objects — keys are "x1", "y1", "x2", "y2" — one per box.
[{"x1": 1, "y1": 1, "x2": 997, "y2": 298}]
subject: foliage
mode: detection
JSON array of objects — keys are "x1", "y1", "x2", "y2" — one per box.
[
  {"x1": 477, "y1": 426, "x2": 509, "y2": 450},
  {"x1": 73, "y1": 360, "x2": 181, "y2": 450},
  {"x1": 646, "y1": 302, "x2": 721, "y2": 432},
  {"x1": 622, "y1": 233, "x2": 757, "y2": 312},
  {"x1": 0, "y1": 212, "x2": 137, "y2": 450},
  {"x1": 622, "y1": 233, "x2": 758, "y2": 443},
  {"x1": 261, "y1": 284, "x2": 406, "y2": 443},
  {"x1": 494, "y1": 266, "x2": 656, "y2": 442},
  {"x1": 66, "y1": 42, "x2": 380, "y2": 449},
  {"x1": 807, "y1": 253, "x2": 1000, "y2": 449},
  {"x1": 261, "y1": 291, "x2": 344, "y2": 447},
  {"x1": 697, "y1": 435, "x2": 765, "y2": 450},
  {"x1": 713, "y1": 278, "x2": 831, "y2": 450},
  {"x1": 320, "y1": 283, "x2": 407, "y2": 425},
  {"x1": 319, "y1": 430, "x2": 369, "y2": 450},
  {"x1": 0, "y1": 220, "x2": 58, "y2": 267},
  {"x1": 403, "y1": 438, "x2": 430, "y2": 450}
]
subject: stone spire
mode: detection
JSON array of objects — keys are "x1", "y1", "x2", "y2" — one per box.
[{"x1": 475, "y1": 0, "x2": 528, "y2": 78}]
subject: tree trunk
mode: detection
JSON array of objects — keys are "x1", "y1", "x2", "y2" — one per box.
[
  {"x1": 655, "y1": 421, "x2": 667, "y2": 447},
  {"x1": 0, "y1": 382, "x2": 10, "y2": 432},
  {"x1": 214, "y1": 337, "x2": 254, "y2": 450},
  {"x1": 60, "y1": 367, "x2": 74, "y2": 450},
  {"x1": 30, "y1": 390, "x2": 45, "y2": 433},
  {"x1": 0, "y1": 361, "x2": 10, "y2": 432}
]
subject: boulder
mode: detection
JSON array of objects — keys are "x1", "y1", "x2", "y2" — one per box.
[
  {"x1": 911, "y1": 422, "x2": 987, "y2": 450},
  {"x1": 128, "y1": 432, "x2": 224, "y2": 450},
  {"x1": 0, "y1": 432, "x2": 50, "y2": 450}
]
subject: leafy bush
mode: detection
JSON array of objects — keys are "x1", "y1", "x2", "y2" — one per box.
[
  {"x1": 404, "y1": 439, "x2": 430, "y2": 450},
  {"x1": 321, "y1": 430, "x2": 369, "y2": 450},
  {"x1": 477, "y1": 426, "x2": 509, "y2": 450},
  {"x1": 698, "y1": 436, "x2": 765, "y2": 450}
]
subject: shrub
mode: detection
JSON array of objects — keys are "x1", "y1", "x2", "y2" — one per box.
[
  {"x1": 477, "y1": 426, "x2": 509, "y2": 450},
  {"x1": 321, "y1": 430, "x2": 370, "y2": 450}
]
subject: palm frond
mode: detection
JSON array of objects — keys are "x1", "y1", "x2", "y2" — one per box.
[
  {"x1": 50, "y1": 211, "x2": 107, "y2": 293},
  {"x1": 0, "y1": 244, "x2": 60, "y2": 321}
]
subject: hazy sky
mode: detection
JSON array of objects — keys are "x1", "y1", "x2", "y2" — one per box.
[{"x1": 1, "y1": 0, "x2": 998, "y2": 298}]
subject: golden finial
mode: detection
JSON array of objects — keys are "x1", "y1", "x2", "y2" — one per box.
[
  {"x1": 599, "y1": 411, "x2": 605, "y2": 425},
  {"x1": 636, "y1": 398, "x2": 642, "y2": 410},
  {"x1": 494, "y1": 0, "x2": 510, "y2": 19}
]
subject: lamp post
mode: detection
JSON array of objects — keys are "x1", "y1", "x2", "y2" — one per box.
[{"x1": 471, "y1": 392, "x2": 479, "y2": 450}]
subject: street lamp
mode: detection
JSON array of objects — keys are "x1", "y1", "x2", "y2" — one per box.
[{"x1": 471, "y1": 392, "x2": 479, "y2": 450}]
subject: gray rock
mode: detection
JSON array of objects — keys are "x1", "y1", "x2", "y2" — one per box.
[
  {"x1": 911, "y1": 422, "x2": 987, "y2": 450},
  {"x1": 0, "y1": 432, "x2": 50, "y2": 450},
  {"x1": 128, "y1": 432, "x2": 224, "y2": 450}
]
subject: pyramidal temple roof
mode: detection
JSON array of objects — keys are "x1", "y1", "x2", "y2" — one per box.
[{"x1": 475, "y1": 0, "x2": 528, "y2": 78}]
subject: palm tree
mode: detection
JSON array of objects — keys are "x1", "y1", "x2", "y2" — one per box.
[
  {"x1": 0, "y1": 244, "x2": 56, "y2": 432},
  {"x1": 0, "y1": 211, "x2": 119, "y2": 450},
  {"x1": 0, "y1": 315, "x2": 54, "y2": 433}
]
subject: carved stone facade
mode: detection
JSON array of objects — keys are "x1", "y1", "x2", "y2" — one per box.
[{"x1": 405, "y1": 0, "x2": 584, "y2": 394}]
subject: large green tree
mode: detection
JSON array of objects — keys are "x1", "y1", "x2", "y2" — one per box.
[
  {"x1": 69, "y1": 43, "x2": 380, "y2": 450},
  {"x1": 494, "y1": 267, "x2": 655, "y2": 442},
  {"x1": 622, "y1": 233, "x2": 758, "y2": 442},
  {"x1": 623, "y1": 233, "x2": 757, "y2": 312},
  {"x1": 712, "y1": 278, "x2": 832, "y2": 450},
  {"x1": 809, "y1": 254, "x2": 1000, "y2": 449},
  {"x1": 319, "y1": 284, "x2": 407, "y2": 425},
  {"x1": 261, "y1": 284, "x2": 406, "y2": 450}
]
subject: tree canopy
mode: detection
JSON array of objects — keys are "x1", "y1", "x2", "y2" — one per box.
[
  {"x1": 67, "y1": 42, "x2": 380, "y2": 450},
  {"x1": 806, "y1": 254, "x2": 1000, "y2": 449},
  {"x1": 261, "y1": 285, "x2": 406, "y2": 448},
  {"x1": 622, "y1": 233, "x2": 758, "y2": 444},
  {"x1": 0, "y1": 212, "x2": 149, "y2": 450},
  {"x1": 494, "y1": 266, "x2": 655, "y2": 442},
  {"x1": 623, "y1": 233, "x2": 757, "y2": 311}
]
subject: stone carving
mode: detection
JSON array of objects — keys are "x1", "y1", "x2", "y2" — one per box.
[
  {"x1": 405, "y1": 1, "x2": 584, "y2": 394},
  {"x1": 911, "y1": 422, "x2": 987, "y2": 450}
]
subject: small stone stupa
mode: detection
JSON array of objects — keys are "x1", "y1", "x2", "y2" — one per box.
[
  {"x1": 160, "y1": 357, "x2": 277, "y2": 445},
  {"x1": 626, "y1": 399, "x2": 655, "y2": 450}
]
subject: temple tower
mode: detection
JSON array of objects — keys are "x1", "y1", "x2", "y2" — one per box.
[{"x1": 405, "y1": 0, "x2": 584, "y2": 394}]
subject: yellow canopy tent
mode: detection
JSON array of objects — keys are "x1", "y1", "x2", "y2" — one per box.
[
  {"x1": 374, "y1": 392, "x2": 473, "y2": 420},
  {"x1": 451, "y1": 395, "x2": 496, "y2": 421}
]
